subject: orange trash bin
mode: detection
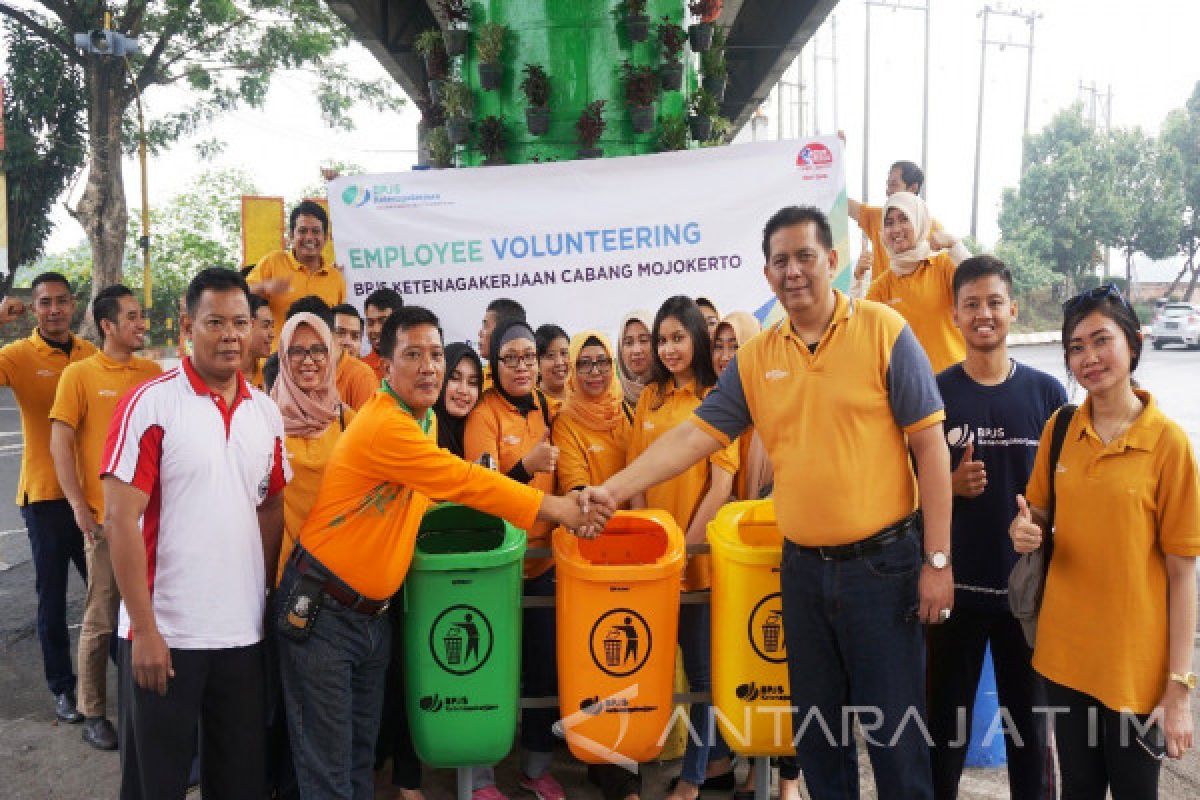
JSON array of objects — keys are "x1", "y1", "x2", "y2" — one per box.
[
  {"x1": 709, "y1": 499, "x2": 794, "y2": 756},
  {"x1": 553, "y1": 510, "x2": 685, "y2": 766}
]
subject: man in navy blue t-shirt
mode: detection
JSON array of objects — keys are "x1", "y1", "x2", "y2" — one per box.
[{"x1": 929, "y1": 256, "x2": 1066, "y2": 800}]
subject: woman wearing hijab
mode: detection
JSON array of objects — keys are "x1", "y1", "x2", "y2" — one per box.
[
  {"x1": 865, "y1": 190, "x2": 971, "y2": 374},
  {"x1": 617, "y1": 310, "x2": 654, "y2": 409},
  {"x1": 434, "y1": 343, "x2": 485, "y2": 457},
  {"x1": 464, "y1": 318, "x2": 565, "y2": 800},
  {"x1": 712, "y1": 312, "x2": 775, "y2": 503}
]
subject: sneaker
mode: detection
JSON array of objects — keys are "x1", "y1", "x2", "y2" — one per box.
[
  {"x1": 519, "y1": 772, "x2": 565, "y2": 800},
  {"x1": 472, "y1": 786, "x2": 510, "y2": 800}
]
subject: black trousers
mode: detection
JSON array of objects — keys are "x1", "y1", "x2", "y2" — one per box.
[
  {"x1": 375, "y1": 599, "x2": 423, "y2": 790},
  {"x1": 926, "y1": 606, "x2": 1055, "y2": 800},
  {"x1": 118, "y1": 639, "x2": 266, "y2": 800},
  {"x1": 1044, "y1": 680, "x2": 1163, "y2": 800}
]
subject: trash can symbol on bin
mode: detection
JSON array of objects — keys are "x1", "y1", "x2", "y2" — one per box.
[
  {"x1": 761, "y1": 611, "x2": 782, "y2": 654},
  {"x1": 603, "y1": 630, "x2": 622, "y2": 668},
  {"x1": 404, "y1": 504, "x2": 525, "y2": 768}
]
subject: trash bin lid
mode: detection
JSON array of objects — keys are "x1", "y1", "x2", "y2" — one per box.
[
  {"x1": 554, "y1": 510, "x2": 684, "y2": 582},
  {"x1": 413, "y1": 503, "x2": 526, "y2": 571},
  {"x1": 708, "y1": 500, "x2": 783, "y2": 566}
]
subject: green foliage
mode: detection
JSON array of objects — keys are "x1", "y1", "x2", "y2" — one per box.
[
  {"x1": 1, "y1": 19, "x2": 86, "y2": 278},
  {"x1": 576, "y1": 101, "x2": 607, "y2": 149},
  {"x1": 621, "y1": 62, "x2": 658, "y2": 109},
  {"x1": 415, "y1": 29, "x2": 444, "y2": 57},
  {"x1": 657, "y1": 18, "x2": 687, "y2": 63},
  {"x1": 625, "y1": 0, "x2": 648, "y2": 15},
  {"x1": 437, "y1": 0, "x2": 470, "y2": 26},
  {"x1": 1104, "y1": 128, "x2": 1185, "y2": 278},
  {"x1": 478, "y1": 116, "x2": 506, "y2": 160},
  {"x1": 519, "y1": 64, "x2": 551, "y2": 108},
  {"x1": 689, "y1": 88, "x2": 719, "y2": 118},
  {"x1": 701, "y1": 28, "x2": 728, "y2": 79},
  {"x1": 441, "y1": 80, "x2": 474, "y2": 119},
  {"x1": 415, "y1": 29, "x2": 449, "y2": 79},
  {"x1": 477, "y1": 23, "x2": 507, "y2": 66},
  {"x1": 428, "y1": 127, "x2": 454, "y2": 167},
  {"x1": 657, "y1": 113, "x2": 689, "y2": 152},
  {"x1": 1160, "y1": 82, "x2": 1200, "y2": 298},
  {"x1": 707, "y1": 116, "x2": 731, "y2": 143}
]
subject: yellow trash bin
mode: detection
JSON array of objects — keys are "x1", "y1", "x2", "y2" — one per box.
[
  {"x1": 554, "y1": 510, "x2": 685, "y2": 765},
  {"x1": 709, "y1": 499, "x2": 794, "y2": 756}
]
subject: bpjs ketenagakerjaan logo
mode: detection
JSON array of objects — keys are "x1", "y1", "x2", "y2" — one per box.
[{"x1": 340, "y1": 182, "x2": 441, "y2": 208}]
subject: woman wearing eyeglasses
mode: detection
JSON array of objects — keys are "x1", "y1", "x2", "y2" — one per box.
[
  {"x1": 1010, "y1": 286, "x2": 1198, "y2": 797},
  {"x1": 464, "y1": 317, "x2": 565, "y2": 800}
]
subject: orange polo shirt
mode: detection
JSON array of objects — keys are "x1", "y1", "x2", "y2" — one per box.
[
  {"x1": 277, "y1": 405, "x2": 355, "y2": 584},
  {"x1": 1026, "y1": 392, "x2": 1200, "y2": 712},
  {"x1": 552, "y1": 412, "x2": 631, "y2": 493},
  {"x1": 246, "y1": 249, "x2": 347, "y2": 345},
  {"x1": 464, "y1": 389, "x2": 556, "y2": 579},
  {"x1": 48, "y1": 351, "x2": 162, "y2": 517},
  {"x1": 298, "y1": 387, "x2": 542, "y2": 601},
  {"x1": 867, "y1": 251, "x2": 966, "y2": 374},
  {"x1": 692, "y1": 291, "x2": 945, "y2": 546},
  {"x1": 362, "y1": 350, "x2": 388, "y2": 382},
  {"x1": 627, "y1": 381, "x2": 738, "y2": 591},
  {"x1": 858, "y1": 205, "x2": 943, "y2": 284},
  {"x1": 0, "y1": 330, "x2": 98, "y2": 505},
  {"x1": 335, "y1": 355, "x2": 379, "y2": 410}
]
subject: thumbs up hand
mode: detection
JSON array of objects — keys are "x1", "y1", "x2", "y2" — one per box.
[
  {"x1": 1009, "y1": 494, "x2": 1044, "y2": 554},
  {"x1": 522, "y1": 431, "x2": 559, "y2": 474},
  {"x1": 951, "y1": 440, "x2": 987, "y2": 498}
]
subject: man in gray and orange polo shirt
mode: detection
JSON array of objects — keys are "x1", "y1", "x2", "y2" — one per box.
[{"x1": 594, "y1": 206, "x2": 954, "y2": 800}]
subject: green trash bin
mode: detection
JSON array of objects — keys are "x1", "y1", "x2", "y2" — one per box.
[{"x1": 403, "y1": 503, "x2": 526, "y2": 768}]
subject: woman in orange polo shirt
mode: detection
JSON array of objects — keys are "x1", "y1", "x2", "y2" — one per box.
[
  {"x1": 712, "y1": 312, "x2": 774, "y2": 502},
  {"x1": 536, "y1": 324, "x2": 570, "y2": 416},
  {"x1": 617, "y1": 310, "x2": 654, "y2": 408},
  {"x1": 1011, "y1": 286, "x2": 1198, "y2": 796},
  {"x1": 464, "y1": 318, "x2": 565, "y2": 800},
  {"x1": 866, "y1": 191, "x2": 969, "y2": 373},
  {"x1": 627, "y1": 296, "x2": 736, "y2": 800}
]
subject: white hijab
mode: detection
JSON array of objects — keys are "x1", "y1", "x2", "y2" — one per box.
[{"x1": 882, "y1": 191, "x2": 933, "y2": 275}]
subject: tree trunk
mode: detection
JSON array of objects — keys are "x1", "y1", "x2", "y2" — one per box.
[{"x1": 71, "y1": 59, "x2": 129, "y2": 340}]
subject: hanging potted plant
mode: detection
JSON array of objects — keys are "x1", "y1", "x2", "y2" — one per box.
[
  {"x1": 624, "y1": 0, "x2": 650, "y2": 43},
  {"x1": 478, "y1": 115, "x2": 507, "y2": 166},
  {"x1": 477, "y1": 22, "x2": 507, "y2": 91},
  {"x1": 442, "y1": 80, "x2": 474, "y2": 145},
  {"x1": 688, "y1": 87, "x2": 719, "y2": 140},
  {"x1": 576, "y1": 100, "x2": 607, "y2": 159},
  {"x1": 520, "y1": 64, "x2": 552, "y2": 136},
  {"x1": 701, "y1": 26, "x2": 728, "y2": 101},
  {"x1": 657, "y1": 113, "x2": 689, "y2": 152},
  {"x1": 621, "y1": 61, "x2": 658, "y2": 134},
  {"x1": 703, "y1": 116, "x2": 731, "y2": 146},
  {"x1": 657, "y1": 18, "x2": 687, "y2": 91},
  {"x1": 427, "y1": 126, "x2": 455, "y2": 168},
  {"x1": 438, "y1": 0, "x2": 470, "y2": 57},
  {"x1": 687, "y1": 0, "x2": 721, "y2": 52},
  {"x1": 415, "y1": 29, "x2": 450, "y2": 100}
]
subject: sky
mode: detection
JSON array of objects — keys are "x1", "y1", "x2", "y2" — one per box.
[{"x1": 9, "y1": 0, "x2": 1200, "y2": 280}]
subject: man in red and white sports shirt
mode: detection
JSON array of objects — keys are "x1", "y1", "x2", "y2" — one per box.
[{"x1": 102, "y1": 268, "x2": 290, "y2": 800}]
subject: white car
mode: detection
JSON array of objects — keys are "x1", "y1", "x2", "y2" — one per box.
[{"x1": 1151, "y1": 302, "x2": 1200, "y2": 350}]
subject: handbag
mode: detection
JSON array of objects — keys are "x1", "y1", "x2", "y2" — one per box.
[{"x1": 1008, "y1": 404, "x2": 1076, "y2": 648}]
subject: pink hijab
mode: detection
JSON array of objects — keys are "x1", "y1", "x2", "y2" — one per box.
[{"x1": 270, "y1": 312, "x2": 341, "y2": 438}]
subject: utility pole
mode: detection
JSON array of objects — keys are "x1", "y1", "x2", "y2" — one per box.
[
  {"x1": 831, "y1": 15, "x2": 840, "y2": 132},
  {"x1": 970, "y1": 5, "x2": 1041, "y2": 239},
  {"x1": 863, "y1": 1, "x2": 931, "y2": 204},
  {"x1": 812, "y1": 17, "x2": 840, "y2": 136}
]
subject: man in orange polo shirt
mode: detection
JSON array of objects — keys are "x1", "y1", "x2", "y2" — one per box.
[
  {"x1": 276, "y1": 306, "x2": 602, "y2": 799},
  {"x1": 49, "y1": 284, "x2": 162, "y2": 750},
  {"x1": 0, "y1": 272, "x2": 98, "y2": 723},
  {"x1": 362, "y1": 287, "x2": 403, "y2": 380},
  {"x1": 244, "y1": 295, "x2": 274, "y2": 389},
  {"x1": 590, "y1": 207, "x2": 953, "y2": 800},
  {"x1": 247, "y1": 200, "x2": 347, "y2": 345},
  {"x1": 330, "y1": 303, "x2": 378, "y2": 409}
]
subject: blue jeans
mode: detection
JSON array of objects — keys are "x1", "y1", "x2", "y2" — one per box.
[
  {"x1": 276, "y1": 563, "x2": 391, "y2": 800},
  {"x1": 21, "y1": 499, "x2": 86, "y2": 696},
  {"x1": 678, "y1": 599, "x2": 730, "y2": 785},
  {"x1": 780, "y1": 534, "x2": 933, "y2": 800}
]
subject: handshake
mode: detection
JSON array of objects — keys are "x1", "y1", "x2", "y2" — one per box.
[{"x1": 549, "y1": 486, "x2": 619, "y2": 538}]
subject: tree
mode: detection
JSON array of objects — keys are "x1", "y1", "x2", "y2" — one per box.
[
  {"x1": 1, "y1": 19, "x2": 86, "y2": 284},
  {"x1": 1161, "y1": 82, "x2": 1200, "y2": 301},
  {"x1": 997, "y1": 106, "x2": 1119, "y2": 292},
  {"x1": 1104, "y1": 128, "x2": 1184, "y2": 292},
  {"x1": 0, "y1": 0, "x2": 403, "y2": 324}
]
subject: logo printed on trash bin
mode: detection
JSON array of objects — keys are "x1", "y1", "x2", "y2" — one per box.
[
  {"x1": 747, "y1": 593, "x2": 787, "y2": 664},
  {"x1": 429, "y1": 604, "x2": 494, "y2": 676},
  {"x1": 589, "y1": 608, "x2": 652, "y2": 678},
  {"x1": 419, "y1": 694, "x2": 444, "y2": 712}
]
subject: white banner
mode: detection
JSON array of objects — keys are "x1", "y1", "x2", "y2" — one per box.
[{"x1": 329, "y1": 138, "x2": 851, "y2": 348}]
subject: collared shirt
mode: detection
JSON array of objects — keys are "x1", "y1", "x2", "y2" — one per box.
[
  {"x1": 857, "y1": 204, "x2": 944, "y2": 284},
  {"x1": 464, "y1": 388, "x2": 557, "y2": 579},
  {"x1": 49, "y1": 351, "x2": 163, "y2": 518},
  {"x1": 552, "y1": 412, "x2": 631, "y2": 494},
  {"x1": 101, "y1": 358, "x2": 290, "y2": 649},
  {"x1": 626, "y1": 380, "x2": 739, "y2": 591},
  {"x1": 693, "y1": 291, "x2": 944, "y2": 547},
  {"x1": 335, "y1": 354, "x2": 379, "y2": 411},
  {"x1": 298, "y1": 388, "x2": 543, "y2": 601},
  {"x1": 867, "y1": 252, "x2": 966, "y2": 374},
  {"x1": 362, "y1": 350, "x2": 388, "y2": 382},
  {"x1": 246, "y1": 249, "x2": 347, "y2": 344},
  {"x1": 0, "y1": 330, "x2": 98, "y2": 504},
  {"x1": 1025, "y1": 390, "x2": 1200, "y2": 713}
]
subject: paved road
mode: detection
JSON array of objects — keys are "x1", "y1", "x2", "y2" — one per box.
[{"x1": 0, "y1": 344, "x2": 1197, "y2": 798}]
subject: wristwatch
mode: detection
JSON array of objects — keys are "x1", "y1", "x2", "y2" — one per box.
[
  {"x1": 924, "y1": 551, "x2": 951, "y2": 570},
  {"x1": 1169, "y1": 671, "x2": 1198, "y2": 689}
]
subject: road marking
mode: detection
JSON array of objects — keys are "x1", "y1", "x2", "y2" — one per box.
[
  {"x1": 0, "y1": 443, "x2": 24, "y2": 452},
  {"x1": 0, "y1": 528, "x2": 27, "y2": 537}
]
